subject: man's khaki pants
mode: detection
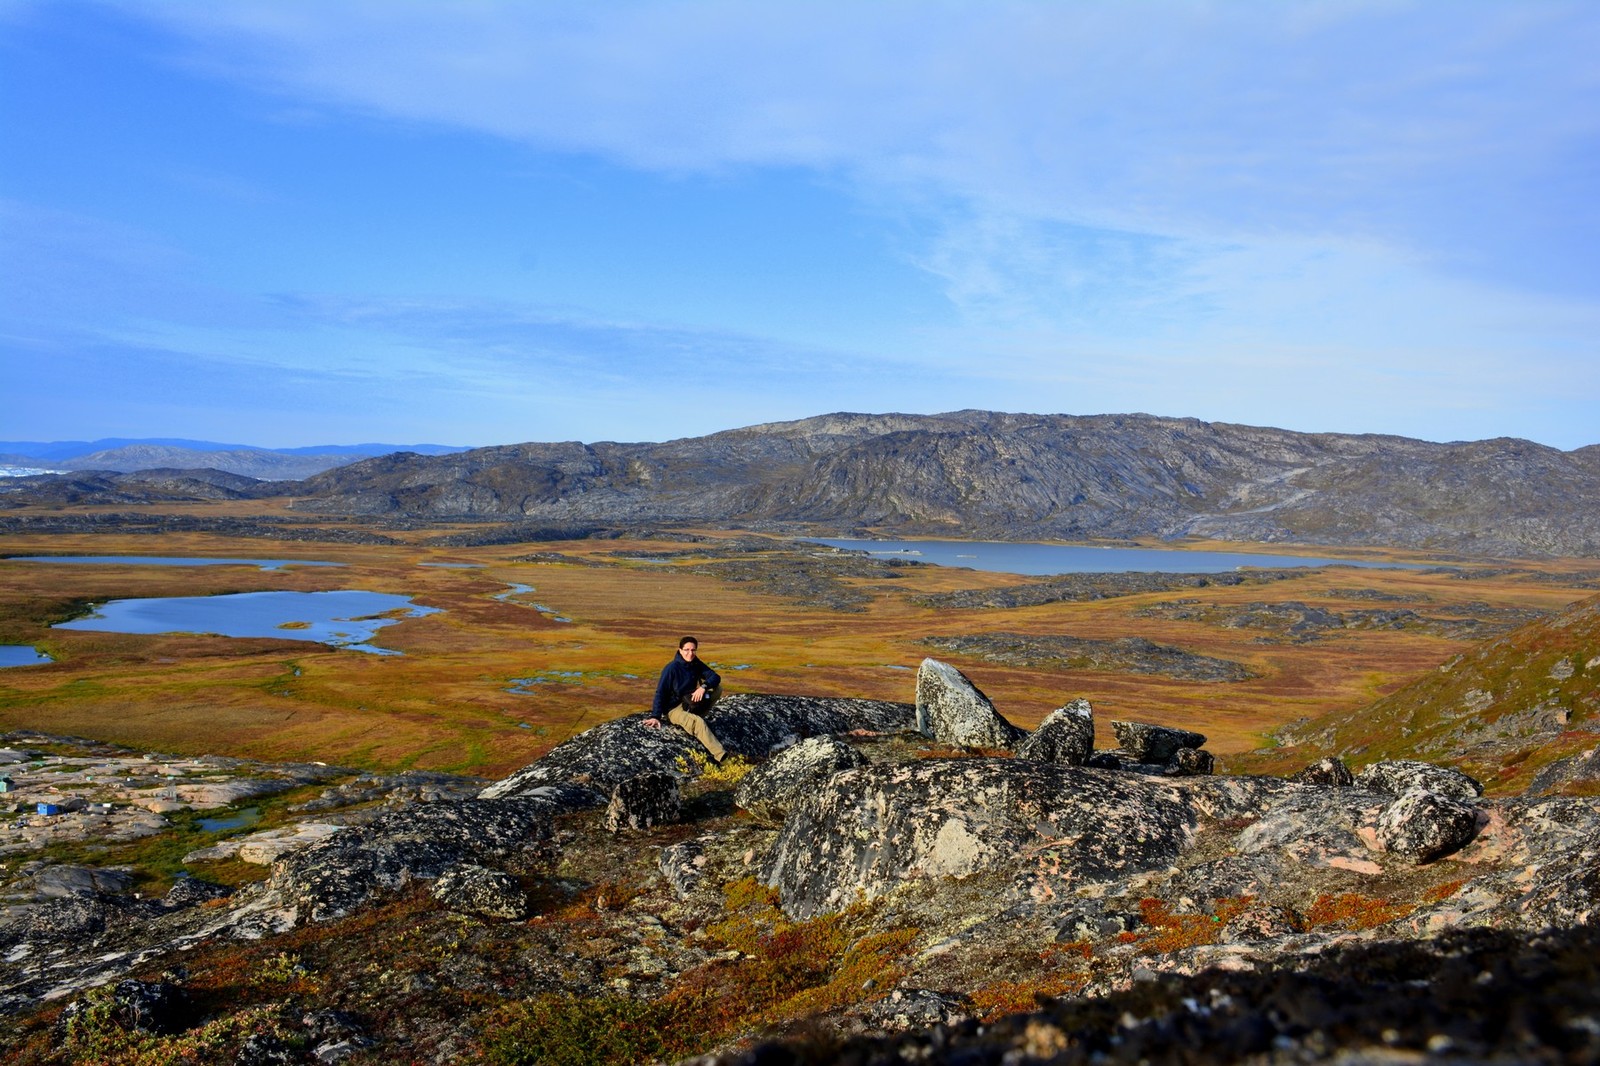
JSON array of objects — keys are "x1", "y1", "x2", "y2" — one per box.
[{"x1": 667, "y1": 688, "x2": 726, "y2": 762}]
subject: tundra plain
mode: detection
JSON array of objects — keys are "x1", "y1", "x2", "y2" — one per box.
[{"x1": 3, "y1": 505, "x2": 1595, "y2": 784}]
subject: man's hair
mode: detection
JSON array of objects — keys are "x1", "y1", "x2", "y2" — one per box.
[{"x1": 678, "y1": 635, "x2": 698, "y2": 648}]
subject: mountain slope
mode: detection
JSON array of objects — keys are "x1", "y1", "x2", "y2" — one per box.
[
  {"x1": 287, "y1": 411, "x2": 1600, "y2": 556},
  {"x1": 1240, "y1": 591, "x2": 1600, "y2": 791}
]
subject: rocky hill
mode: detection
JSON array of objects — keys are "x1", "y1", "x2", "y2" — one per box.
[
  {"x1": 282, "y1": 411, "x2": 1600, "y2": 557},
  {"x1": 4, "y1": 628, "x2": 1600, "y2": 1063},
  {"x1": 0, "y1": 440, "x2": 467, "y2": 481},
  {"x1": 1239, "y1": 591, "x2": 1600, "y2": 793}
]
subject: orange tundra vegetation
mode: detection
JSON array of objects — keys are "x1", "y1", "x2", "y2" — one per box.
[{"x1": 2, "y1": 517, "x2": 1595, "y2": 780}]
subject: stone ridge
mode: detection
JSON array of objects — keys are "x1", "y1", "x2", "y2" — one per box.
[{"x1": 274, "y1": 411, "x2": 1600, "y2": 556}]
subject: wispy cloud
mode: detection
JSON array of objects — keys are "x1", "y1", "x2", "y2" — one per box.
[{"x1": 15, "y1": 1, "x2": 1596, "y2": 446}]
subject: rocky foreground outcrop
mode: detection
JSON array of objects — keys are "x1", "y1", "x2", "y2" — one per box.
[{"x1": 5, "y1": 659, "x2": 1600, "y2": 1063}]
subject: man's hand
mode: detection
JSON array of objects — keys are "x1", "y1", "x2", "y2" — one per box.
[{"x1": 643, "y1": 717, "x2": 661, "y2": 729}]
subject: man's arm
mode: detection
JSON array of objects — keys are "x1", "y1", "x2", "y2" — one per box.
[{"x1": 650, "y1": 661, "x2": 677, "y2": 718}]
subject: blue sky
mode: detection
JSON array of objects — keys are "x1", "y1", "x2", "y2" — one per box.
[{"x1": 3, "y1": 1, "x2": 1597, "y2": 450}]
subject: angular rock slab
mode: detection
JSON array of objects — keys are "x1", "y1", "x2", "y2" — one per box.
[
  {"x1": 1016, "y1": 699, "x2": 1095, "y2": 766},
  {"x1": 766, "y1": 759, "x2": 1200, "y2": 919},
  {"x1": 1376, "y1": 788, "x2": 1481, "y2": 863},
  {"x1": 735, "y1": 735, "x2": 867, "y2": 824},
  {"x1": 1355, "y1": 759, "x2": 1483, "y2": 802},
  {"x1": 1111, "y1": 720, "x2": 1207, "y2": 763},
  {"x1": 605, "y1": 772, "x2": 681, "y2": 832},
  {"x1": 915, "y1": 658, "x2": 1025, "y2": 750}
]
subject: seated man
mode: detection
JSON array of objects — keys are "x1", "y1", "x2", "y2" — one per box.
[{"x1": 643, "y1": 635, "x2": 728, "y2": 764}]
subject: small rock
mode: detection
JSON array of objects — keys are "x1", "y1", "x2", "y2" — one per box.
[
  {"x1": 659, "y1": 837, "x2": 709, "y2": 897},
  {"x1": 1165, "y1": 747, "x2": 1215, "y2": 776},
  {"x1": 1112, "y1": 721, "x2": 1207, "y2": 763},
  {"x1": 1289, "y1": 756, "x2": 1355, "y2": 788},
  {"x1": 164, "y1": 876, "x2": 232, "y2": 908},
  {"x1": 1017, "y1": 699, "x2": 1095, "y2": 766}
]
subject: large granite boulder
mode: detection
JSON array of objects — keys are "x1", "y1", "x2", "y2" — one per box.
[
  {"x1": 1111, "y1": 720, "x2": 1207, "y2": 763},
  {"x1": 481, "y1": 694, "x2": 916, "y2": 799},
  {"x1": 766, "y1": 759, "x2": 1202, "y2": 919},
  {"x1": 1375, "y1": 788, "x2": 1481, "y2": 863},
  {"x1": 914, "y1": 659, "x2": 1025, "y2": 750},
  {"x1": 267, "y1": 787, "x2": 595, "y2": 923},
  {"x1": 1016, "y1": 699, "x2": 1095, "y2": 765},
  {"x1": 735, "y1": 735, "x2": 868, "y2": 825},
  {"x1": 1356, "y1": 760, "x2": 1483, "y2": 802}
]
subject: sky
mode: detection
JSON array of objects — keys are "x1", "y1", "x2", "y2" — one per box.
[{"x1": 2, "y1": 1, "x2": 1597, "y2": 450}]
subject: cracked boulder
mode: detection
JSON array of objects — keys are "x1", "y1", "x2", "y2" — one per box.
[
  {"x1": 1356, "y1": 759, "x2": 1483, "y2": 802},
  {"x1": 1375, "y1": 788, "x2": 1482, "y2": 863},
  {"x1": 735, "y1": 735, "x2": 868, "y2": 825}
]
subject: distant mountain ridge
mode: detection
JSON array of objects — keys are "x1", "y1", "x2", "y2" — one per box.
[
  {"x1": 0, "y1": 439, "x2": 468, "y2": 481},
  {"x1": 283, "y1": 411, "x2": 1600, "y2": 557}
]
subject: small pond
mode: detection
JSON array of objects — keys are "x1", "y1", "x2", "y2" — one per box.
[
  {"x1": 0, "y1": 645, "x2": 52, "y2": 668},
  {"x1": 9, "y1": 556, "x2": 342, "y2": 571},
  {"x1": 806, "y1": 538, "x2": 1421, "y2": 577},
  {"x1": 54, "y1": 590, "x2": 440, "y2": 655}
]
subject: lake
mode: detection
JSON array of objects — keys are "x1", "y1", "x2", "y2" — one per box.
[
  {"x1": 53, "y1": 590, "x2": 440, "y2": 655},
  {"x1": 805, "y1": 538, "x2": 1418, "y2": 577},
  {"x1": 0, "y1": 645, "x2": 52, "y2": 668}
]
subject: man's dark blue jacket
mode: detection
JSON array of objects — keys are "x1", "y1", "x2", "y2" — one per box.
[{"x1": 651, "y1": 656, "x2": 721, "y2": 716}]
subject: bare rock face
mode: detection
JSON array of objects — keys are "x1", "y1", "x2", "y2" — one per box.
[
  {"x1": 1527, "y1": 746, "x2": 1600, "y2": 796},
  {"x1": 734, "y1": 735, "x2": 867, "y2": 825},
  {"x1": 1016, "y1": 699, "x2": 1095, "y2": 765},
  {"x1": 605, "y1": 772, "x2": 681, "y2": 832},
  {"x1": 1111, "y1": 720, "x2": 1208, "y2": 763},
  {"x1": 430, "y1": 864, "x2": 530, "y2": 920},
  {"x1": 766, "y1": 759, "x2": 1199, "y2": 919},
  {"x1": 1356, "y1": 759, "x2": 1483, "y2": 802},
  {"x1": 1376, "y1": 788, "x2": 1482, "y2": 862},
  {"x1": 1289, "y1": 756, "x2": 1355, "y2": 787},
  {"x1": 914, "y1": 659, "x2": 1025, "y2": 750}
]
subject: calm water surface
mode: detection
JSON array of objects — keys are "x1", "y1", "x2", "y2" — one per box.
[
  {"x1": 0, "y1": 645, "x2": 52, "y2": 668},
  {"x1": 807, "y1": 539, "x2": 1416, "y2": 576},
  {"x1": 54, "y1": 590, "x2": 439, "y2": 655}
]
